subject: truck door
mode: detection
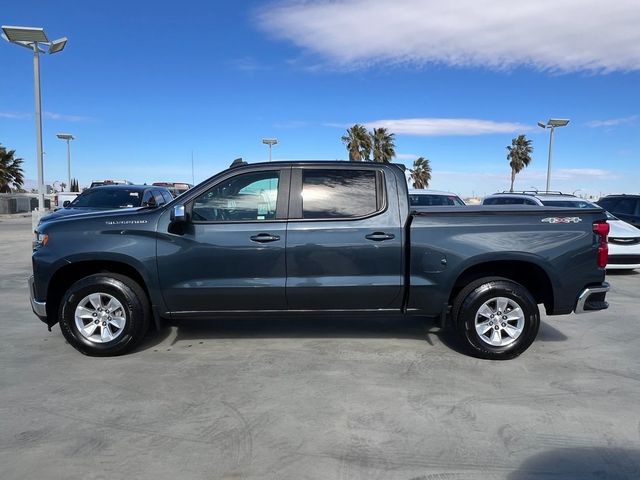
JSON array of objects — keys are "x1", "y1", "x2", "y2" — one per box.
[
  {"x1": 156, "y1": 167, "x2": 290, "y2": 315},
  {"x1": 285, "y1": 166, "x2": 404, "y2": 310}
]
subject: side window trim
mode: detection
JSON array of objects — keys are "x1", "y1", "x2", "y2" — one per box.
[
  {"x1": 289, "y1": 166, "x2": 387, "y2": 222},
  {"x1": 189, "y1": 167, "x2": 290, "y2": 224}
]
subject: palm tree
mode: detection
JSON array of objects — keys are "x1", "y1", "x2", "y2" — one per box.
[
  {"x1": 507, "y1": 135, "x2": 533, "y2": 192},
  {"x1": 0, "y1": 144, "x2": 25, "y2": 193},
  {"x1": 371, "y1": 127, "x2": 396, "y2": 163},
  {"x1": 341, "y1": 124, "x2": 372, "y2": 162},
  {"x1": 410, "y1": 157, "x2": 432, "y2": 189}
]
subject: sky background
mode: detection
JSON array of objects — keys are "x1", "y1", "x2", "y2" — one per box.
[{"x1": 1, "y1": 0, "x2": 639, "y2": 198}]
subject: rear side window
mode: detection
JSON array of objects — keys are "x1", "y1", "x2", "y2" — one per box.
[
  {"x1": 301, "y1": 169, "x2": 379, "y2": 219},
  {"x1": 484, "y1": 197, "x2": 527, "y2": 205},
  {"x1": 410, "y1": 194, "x2": 464, "y2": 206}
]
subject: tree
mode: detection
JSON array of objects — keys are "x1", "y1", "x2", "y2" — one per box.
[
  {"x1": 341, "y1": 124, "x2": 372, "y2": 162},
  {"x1": 70, "y1": 178, "x2": 80, "y2": 192},
  {"x1": 371, "y1": 127, "x2": 396, "y2": 163},
  {"x1": 61, "y1": 182, "x2": 67, "y2": 192},
  {"x1": 507, "y1": 134, "x2": 533, "y2": 192},
  {"x1": 0, "y1": 144, "x2": 25, "y2": 193},
  {"x1": 410, "y1": 157, "x2": 432, "y2": 189}
]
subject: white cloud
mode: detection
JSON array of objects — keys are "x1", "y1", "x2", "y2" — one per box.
[
  {"x1": 361, "y1": 118, "x2": 531, "y2": 136},
  {"x1": 395, "y1": 153, "x2": 419, "y2": 160},
  {"x1": 257, "y1": 0, "x2": 640, "y2": 73},
  {"x1": 0, "y1": 111, "x2": 30, "y2": 119},
  {"x1": 586, "y1": 115, "x2": 638, "y2": 128},
  {"x1": 43, "y1": 112, "x2": 93, "y2": 122}
]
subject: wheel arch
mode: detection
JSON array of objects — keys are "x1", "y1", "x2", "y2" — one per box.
[
  {"x1": 448, "y1": 259, "x2": 555, "y2": 314},
  {"x1": 46, "y1": 259, "x2": 161, "y2": 329}
]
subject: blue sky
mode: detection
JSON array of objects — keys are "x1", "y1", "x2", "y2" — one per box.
[{"x1": 1, "y1": 0, "x2": 639, "y2": 197}]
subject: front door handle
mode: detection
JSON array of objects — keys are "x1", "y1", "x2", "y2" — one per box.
[
  {"x1": 250, "y1": 233, "x2": 281, "y2": 243},
  {"x1": 365, "y1": 232, "x2": 395, "y2": 241}
]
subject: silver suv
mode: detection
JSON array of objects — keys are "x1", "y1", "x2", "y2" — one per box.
[{"x1": 482, "y1": 191, "x2": 594, "y2": 208}]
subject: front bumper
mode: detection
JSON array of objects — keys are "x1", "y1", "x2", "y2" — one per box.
[
  {"x1": 574, "y1": 282, "x2": 609, "y2": 314},
  {"x1": 29, "y1": 275, "x2": 47, "y2": 319}
]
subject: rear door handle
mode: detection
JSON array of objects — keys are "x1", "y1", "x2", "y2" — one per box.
[
  {"x1": 250, "y1": 233, "x2": 281, "y2": 243},
  {"x1": 365, "y1": 232, "x2": 395, "y2": 241}
]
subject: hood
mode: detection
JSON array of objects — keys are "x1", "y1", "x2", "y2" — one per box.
[
  {"x1": 38, "y1": 206, "x2": 152, "y2": 227},
  {"x1": 609, "y1": 219, "x2": 640, "y2": 238},
  {"x1": 40, "y1": 206, "x2": 105, "y2": 223}
]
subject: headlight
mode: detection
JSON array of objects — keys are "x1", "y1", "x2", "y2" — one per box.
[{"x1": 33, "y1": 232, "x2": 49, "y2": 249}]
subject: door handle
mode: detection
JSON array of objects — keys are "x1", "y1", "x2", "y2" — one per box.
[
  {"x1": 250, "y1": 233, "x2": 281, "y2": 243},
  {"x1": 365, "y1": 232, "x2": 395, "y2": 241}
]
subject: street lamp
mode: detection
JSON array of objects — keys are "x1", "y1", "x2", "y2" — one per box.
[
  {"x1": 538, "y1": 118, "x2": 570, "y2": 192},
  {"x1": 262, "y1": 138, "x2": 278, "y2": 162},
  {"x1": 56, "y1": 133, "x2": 74, "y2": 189},
  {"x1": 2, "y1": 25, "x2": 68, "y2": 211}
]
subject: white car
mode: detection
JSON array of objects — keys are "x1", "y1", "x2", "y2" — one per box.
[{"x1": 606, "y1": 211, "x2": 640, "y2": 270}]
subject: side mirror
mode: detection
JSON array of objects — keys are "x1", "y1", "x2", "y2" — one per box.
[
  {"x1": 63, "y1": 200, "x2": 71, "y2": 207},
  {"x1": 170, "y1": 204, "x2": 186, "y2": 223}
]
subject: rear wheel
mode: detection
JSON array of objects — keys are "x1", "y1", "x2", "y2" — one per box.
[
  {"x1": 453, "y1": 277, "x2": 540, "y2": 360},
  {"x1": 59, "y1": 273, "x2": 150, "y2": 356}
]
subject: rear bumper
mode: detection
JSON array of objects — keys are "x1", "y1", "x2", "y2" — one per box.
[
  {"x1": 574, "y1": 282, "x2": 609, "y2": 314},
  {"x1": 29, "y1": 275, "x2": 47, "y2": 319}
]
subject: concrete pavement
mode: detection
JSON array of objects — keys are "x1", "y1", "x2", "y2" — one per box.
[{"x1": 1, "y1": 216, "x2": 639, "y2": 480}]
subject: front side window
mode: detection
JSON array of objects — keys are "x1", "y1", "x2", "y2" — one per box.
[
  {"x1": 192, "y1": 171, "x2": 279, "y2": 222},
  {"x1": 542, "y1": 200, "x2": 594, "y2": 208},
  {"x1": 301, "y1": 169, "x2": 379, "y2": 219}
]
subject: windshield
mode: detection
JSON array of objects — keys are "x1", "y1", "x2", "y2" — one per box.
[
  {"x1": 410, "y1": 194, "x2": 465, "y2": 206},
  {"x1": 69, "y1": 188, "x2": 143, "y2": 209}
]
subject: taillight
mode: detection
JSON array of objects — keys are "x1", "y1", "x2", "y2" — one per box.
[
  {"x1": 593, "y1": 221, "x2": 610, "y2": 268},
  {"x1": 54, "y1": 195, "x2": 59, "y2": 206}
]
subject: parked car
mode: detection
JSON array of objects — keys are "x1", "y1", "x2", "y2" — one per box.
[
  {"x1": 408, "y1": 189, "x2": 466, "y2": 209},
  {"x1": 152, "y1": 182, "x2": 193, "y2": 197},
  {"x1": 53, "y1": 191, "x2": 80, "y2": 209},
  {"x1": 597, "y1": 194, "x2": 640, "y2": 228},
  {"x1": 89, "y1": 179, "x2": 134, "y2": 188},
  {"x1": 31, "y1": 162, "x2": 610, "y2": 359},
  {"x1": 40, "y1": 185, "x2": 173, "y2": 223},
  {"x1": 482, "y1": 192, "x2": 640, "y2": 270}
]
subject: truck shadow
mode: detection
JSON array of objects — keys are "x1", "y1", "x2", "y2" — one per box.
[
  {"x1": 136, "y1": 316, "x2": 567, "y2": 354},
  {"x1": 507, "y1": 447, "x2": 640, "y2": 479}
]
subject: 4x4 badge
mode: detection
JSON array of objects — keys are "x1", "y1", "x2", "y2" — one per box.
[{"x1": 541, "y1": 217, "x2": 583, "y2": 224}]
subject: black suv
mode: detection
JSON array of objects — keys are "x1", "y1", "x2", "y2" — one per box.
[{"x1": 597, "y1": 195, "x2": 640, "y2": 228}]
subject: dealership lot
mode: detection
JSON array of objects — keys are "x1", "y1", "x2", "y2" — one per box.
[{"x1": 1, "y1": 216, "x2": 640, "y2": 479}]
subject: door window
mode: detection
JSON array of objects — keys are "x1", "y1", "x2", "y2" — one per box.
[
  {"x1": 301, "y1": 169, "x2": 379, "y2": 219},
  {"x1": 192, "y1": 171, "x2": 279, "y2": 222}
]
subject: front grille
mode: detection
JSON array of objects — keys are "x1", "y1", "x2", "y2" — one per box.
[
  {"x1": 609, "y1": 237, "x2": 640, "y2": 245},
  {"x1": 608, "y1": 255, "x2": 640, "y2": 265}
]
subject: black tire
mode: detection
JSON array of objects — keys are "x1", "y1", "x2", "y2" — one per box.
[
  {"x1": 452, "y1": 277, "x2": 540, "y2": 360},
  {"x1": 59, "y1": 273, "x2": 150, "y2": 356}
]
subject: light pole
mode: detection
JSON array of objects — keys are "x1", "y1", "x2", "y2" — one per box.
[
  {"x1": 2, "y1": 25, "x2": 67, "y2": 211},
  {"x1": 537, "y1": 118, "x2": 570, "y2": 192},
  {"x1": 262, "y1": 138, "x2": 278, "y2": 162},
  {"x1": 56, "y1": 133, "x2": 74, "y2": 189}
]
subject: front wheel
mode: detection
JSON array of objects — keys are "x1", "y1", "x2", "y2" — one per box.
[
  {"x1": 453, "y1": 278, "x2": 540, "y2": 360},
  {"x1": 59, "y1": 273, "x2": 150, "y2": 356}
]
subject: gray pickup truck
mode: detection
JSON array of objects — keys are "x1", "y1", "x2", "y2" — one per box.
[{"x1": 30, "y1": 161, "x2": 610, "y2": 359}]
